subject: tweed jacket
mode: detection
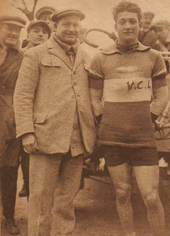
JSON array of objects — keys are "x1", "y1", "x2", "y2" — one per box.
[{"x1": 14, "y1": 37, "x2": 96, "y2": 155}]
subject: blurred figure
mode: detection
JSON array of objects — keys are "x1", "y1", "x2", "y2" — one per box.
[
  {"x1": 138, "y1": 11, "x2": 164, "y2": 50},
  {"x1": 35, "y1": 6, "x2": 56, "y2": 23},
  {"x1": 19, "y1": 20, "x2": 51, "y2": 198},
  {"x1": 142, "y1": 11, "x2": 154, "y2": 31},
  {"x1": 35, "y1": 6, "x2": 56, "y2": 31},
  {"x1": 78, "y1": 27, "x2": 87, "y2": 44},
  {"x1": 151, "y1": 21, "x2": 170, "y2": 73},
  {"x1": 0, "y1": 15, "x2": 26, "y2": 235},
  {"x1": 151, "y1": 20, "x2": 170, "y2": 51}
]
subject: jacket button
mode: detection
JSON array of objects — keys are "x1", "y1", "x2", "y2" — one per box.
[
  {"x1": 74, "y1": 82, "x2": 77, "y2": 86},
  {"x1": 2, "y1": 86, "x2": 6, "y2": 89},
  {"x1": 77, "y1": 94, "x2": 80, "y2": 97},
  {"x1": 73, "y1": 71, "x2": 76, "y2": 75}
]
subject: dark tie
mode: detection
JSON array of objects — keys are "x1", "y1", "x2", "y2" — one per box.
[{"x1": 66, "y1": 47, "x2": 75, "y2": 66}]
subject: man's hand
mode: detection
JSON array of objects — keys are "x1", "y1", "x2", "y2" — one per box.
[{"x1": 22, "y1": 133, "x2": 39, "y2": 154}]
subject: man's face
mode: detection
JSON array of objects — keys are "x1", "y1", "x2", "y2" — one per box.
[
  {"x1": 28, "y1": 25, "x2": 49, "y2": 46},
  {"x1": 155, "y1": 27, "x2": 169, "y2": 43},
  {"x1": 39, "y1": 13, "x2": 51, "y2": 24},
  {"x1": 54, "y1": 15, "x2": 81, "y2": 45},
  {"x1": 0, "y1": 23, "x2": 21, "y2": 47},
  {"x1": 115, "y1": 11, "x2": 141, "y2": 45},
  {"x1": 142, "y1": 16, "x2": 153, "y2": 30}
]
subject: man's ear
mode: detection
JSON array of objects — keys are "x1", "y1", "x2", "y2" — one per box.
[
  {"x1": 139, "y1": 20, "x2": 142, "y2": 29},
  {"x1": 54, "y1": 22, "x2": 57, "y2": 31}
]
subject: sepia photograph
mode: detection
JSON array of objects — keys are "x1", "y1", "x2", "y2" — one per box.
[{"x1": 1, "y1": 0, "x2": 170, "y2": 235}]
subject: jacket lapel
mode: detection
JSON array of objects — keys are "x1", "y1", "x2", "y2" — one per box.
[
  {"x1": 47, "y1": 38, "x2": 73, "y2": 70},
  {"x1": 0, "y1": 49, "x2": 20, "y2": 72}
]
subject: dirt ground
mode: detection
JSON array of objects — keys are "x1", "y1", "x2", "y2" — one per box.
[{"x1": 1, "y1": 166, "x2": 170, "y2": 236}]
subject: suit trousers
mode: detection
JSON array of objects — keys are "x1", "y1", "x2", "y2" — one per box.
[
  {"x1": 20, "y1": 148, "x2": 30, "y2": 196},
  {"x1": 28, "y1": 152, "x2": 83, "y2": 236},
  {"x1": 0, "y1": 166, "x2": 18, "y2": 219},
  {"x1": 0, "y1": 138, "x2": 21, "y2": 220}
]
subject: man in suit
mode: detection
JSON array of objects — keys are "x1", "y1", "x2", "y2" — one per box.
[
  {"x1": 0, "y1": 15, "x2": 26, "y2": 235},
  {"x1": 14, "y1": 8, "x2": 96, "y2": 236}
]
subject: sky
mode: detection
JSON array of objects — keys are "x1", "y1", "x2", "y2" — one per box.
[{"x1": 1, "y1": 0, "x2": 170, "y2": 51}]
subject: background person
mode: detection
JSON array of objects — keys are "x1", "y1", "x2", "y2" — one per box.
[
  {"x1": 0, "y1": 15, "x2": 26, "y2": 235},
  {"x1": 35, "y1": 6, "x2": 56, "y2": 31},
  {"x1": 138, "y1": 11, "x2": 165, "y2": 51},
  {"x1": 151, "y1": 20, "x2": 170, "y2": 51},
  {"x1": 22, "y1": 5, "x2": 55, "y2": 49}
]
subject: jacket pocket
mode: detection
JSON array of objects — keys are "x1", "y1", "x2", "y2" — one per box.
[
  {"x1": 34, "y1": 113, "x2": 48, "y2": 124},
  {"x1": 41, "y1": 57, "x2": 61, "y2": 67}
]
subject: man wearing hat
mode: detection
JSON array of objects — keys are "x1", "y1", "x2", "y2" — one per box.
[
  {"x1": 35, "y1": 6, "x2": 56, "y2": 23},
  {"x1": 138, "y1": 11, "x2": 164, "y2": 50},
  {"x1": 151, "y1": 20, "x2": 170, "y2": 51},
  {"x1": 18, "y1": 19, "x2": 51, "y2": 198},
  {"x1": 14, "y1": 8, "x2": 96, "y2": 236},
  {"x1": 25, "y1": 20, "x2": 51, "y2": 49},
  {"x1": 0, "y1": 15, "x2": 26, "y2": 235},
  {"x1": 35, "y1": 6, "x2": 56, "y2": 31}
]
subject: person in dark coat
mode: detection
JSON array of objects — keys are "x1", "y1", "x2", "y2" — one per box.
[{"x1": 0, "y1": 15, "x2": 26, "y2": 235}]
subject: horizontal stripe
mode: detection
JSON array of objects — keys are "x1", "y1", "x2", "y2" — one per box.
[
  {"x1": 103, "y1": 77, "x2": 152, "y2": 102},
  {"x1": 88, "y1": 70, "x2": 104, "y2": 80}
]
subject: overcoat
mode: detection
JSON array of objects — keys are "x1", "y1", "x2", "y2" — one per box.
[
  {"x1": 0, "y1": 48, "x2": 23, "y2": 166},
  {"x1": 14, "y1": 37, "x2": 96, "y2": 155}
]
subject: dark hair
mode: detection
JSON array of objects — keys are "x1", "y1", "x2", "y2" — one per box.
[{"x1": 112, "y1": 1, "x2": 142, "y2": 22}]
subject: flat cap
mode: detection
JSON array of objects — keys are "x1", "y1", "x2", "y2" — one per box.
[
  {"x1": 143, "y1": 11, "x2": 155, "y2": 20},
  {"x1": 35, "y1": 6, "x2": 56, "y2": 20},
  {"x1": 0, "y1": 15, "x2": 26, "y2": 28},
  {"x1": 151, "y1": 20, "x2": 170, "y2": 30},
  {"x1": 51, "y1": 9, "x2": 85, "y2": 22},
  {"x1": 27, "y1": 20, "x2": 51, "y2": 37}
]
